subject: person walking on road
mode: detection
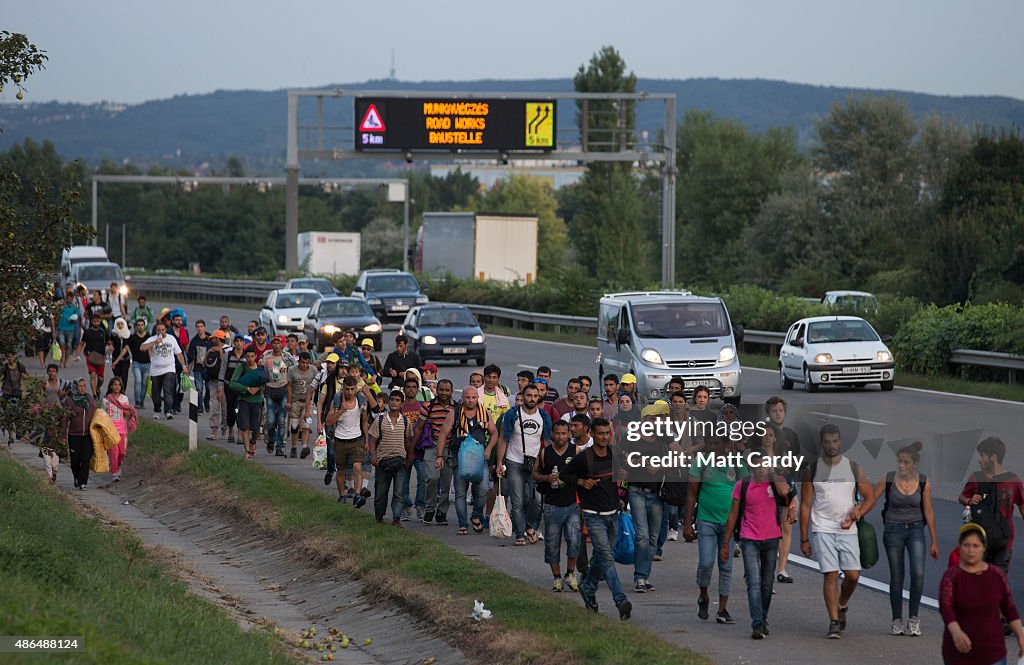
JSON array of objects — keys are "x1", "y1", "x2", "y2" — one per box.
[
  {"x1": 140, "y1": 322, "x2": 186, "y2": 420},
  {"x1": 720, "y1": 450, "x2": 791, "y2": 640},
  {"x1": 940, "y1": 523, "x2": 1024, "y2": 665},
  {"x1": 958, "y1": 436, "x2": 1024, "y2": 576},
  {"x1": 229, "y1": 345, "x2": 265, "y2": 460},
  {"x1": 685, "y1": 435, "x2": 748, "y2": 625},
  {"x1": 875, "y1": 441, "x2": 939, "y2": 637},
  {"x1": 532, "y1": 420, "x2": 581, "y2": 592},
  {"x1": 417, "y1": 379, "x2": 456, "y2": 526},
  {"x1": 222, "y1": 336, "x2": 246, "y2": 443},
  {"x1": 627, "y1": 403, "x2": 670, "y2": 594},
  {"x1": 765, "y1": 396, "x2": 802, "y2": 585},
  {"x1": 204, "y1": 330, "x2": 228, "y2": 440},
  {"x1": 367, "y1": 389, "x2": 414, "y2": 526},
  {"x1": 62, "y1": 378, "x2": 96, "y2": 490},
  {"x1": 435, "y1": 385, "x2": 498, "y2": 535},
  {"x1": 561, "y1": 418, "x2": 632, "y2": 621},
  {"x1": 496, "y1": 383, "x2": 552, "y2": 546},
  {"x1": 799, "y1": 423, "x2": 877, "y2": 639},
  {"x1": 102, "y1": 376, "x2": 135, "y2": 482}
]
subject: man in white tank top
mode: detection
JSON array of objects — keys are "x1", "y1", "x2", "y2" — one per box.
[{"x1": 799, "y1": 424, "x2": 877, "y2": 639}]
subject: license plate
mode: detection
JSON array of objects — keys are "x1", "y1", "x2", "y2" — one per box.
[
  {"x1": 842, "y1": 366, "x2": 872, "y2": 374},
  {"x1": 684, "y1": 379, "x2": 717, "y2": 389},
  {"x1": 443, "y1": 347, "x2": 467, "y2": 354},
  {"x1": 390, "y1": 305, "x2": 410, "y2": 312}
]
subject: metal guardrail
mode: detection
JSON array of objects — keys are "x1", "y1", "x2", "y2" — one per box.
[{"x1": 126, "y1": 274, "x2": 1023, "y2": 380}]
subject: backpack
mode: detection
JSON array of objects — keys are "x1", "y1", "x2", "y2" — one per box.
[
  {"x1": 881, "y1": 472, "x2": 928, "y2": 522},
  {"x1": 415, "y1": 399, "x2": 439, "y2": 450},
  {"x1": 203, "y1": 347, "x2": 222, "y2": 377},
  {"x1": 969, "y1": 472, "x2": 1012, "y2": 553}
]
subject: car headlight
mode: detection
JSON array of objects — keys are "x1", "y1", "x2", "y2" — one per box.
[
  {"x1": 813, "y1": 353, "x2": 833, "y2": 364},
  {"x1": 368, "y1": 298, "x2": 383, "y2": 305},
  {"x1": 422, "y1": 335, "x2": 438, "y2": 345},
  {"x1": 363, "y1": 323, "x2": 381, "y2": 333},
  {"x1": 471, "y1": 334, "x2": 485, "y2": 344},
  {"x1": 277, "y1": 314, "x2": 289, "y2": 324},
  {"x1": 876, "y1": 350, "x2": 892, "y2": 362},
  {"x1": 322, "y1": 324, "x2": 340, "y2": 335},
  {"x1": 719, "y1": 346, "x2": 736, "y2": 363},
  {"x1": 641, "y1": 348, "x2": 663, "y2": 365},
  {"x1": 416, "y1": 296, "x2": 429, "y2": 304},
  {"x1": 118, "y1": 285, "x2": 128, "y2": 295}
]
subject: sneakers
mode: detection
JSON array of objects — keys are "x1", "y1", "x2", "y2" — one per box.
[
  {"x1": 289, "y1": 448, "x2": 298, "y2": 458},
  {"x1": 275, "y1": 449, "x2": 286, "y2": 457},
  {"x1": 633, "y1": 580, "x2": 648, "y2": 594},
  {"x1": 697, "y1": 596, "x2": 710, "y2": 620},
  {"x1": 579, "y1": 587, "x2": 599, "y2": 613},
  {"x1": 653, "y1": 553, "x2": 663, "y2": 561},
  {"x1": 401, "y1": 507, "x2": 413, "y2": 522},
  {"x1": 361, "y1": 488, "x2": 371, "y2": 498},
  {"x1": 422, "y1": 510, "x2": 435, "y2": 525},
  {"x1": 617, "y1": 599, "x2": 632, "y2": 621},
  {"x1": 353, "y1": 495, "x2": 367, "y2": 509},
  {"x1": 644, "y1": 581, "x2": 656, "y2": 592},
  {"x1": 416, "y1": 507, "x2": 425, "y2": 521},
  {"x1": 907, "y1": 617, "x2": 921, "y2": 637},
  {"x1": 761, "y1": 621, "x2": 770, "y2": 636},
  {"x1": 563, "y1": 573, "x2": 579, "y2": 592},
  {"x1": 733, "y1": 544, "x2": 741, "y2": 558},
  {"x1": 668, "y1": 528, "x2": 679, "y2": 541},
  {"x1": 838, "y1": 605, "x2": 848, "y2": 631},
  {"x1": 551, "y1": 577, "x2": 564, "y2": 592},
  {"x1": 165, "y1": 413, "x2": 173, "y2": 420},
  {"x1": 324, "y1": 470, "x2": 334, "y2": 486},
  {"x1": 890, "y1": 619, "x2": 904, "y2": 636},
  {"x1": 716, "y1": 610, "x2": 735, "y2": 624},
  {"x1": 112, "y1": 473, "x2": 120, "y2": 482},
  {"x1": 299, "y1": 446, "x2": 310, "y2": 459},
  {"x1": 435, "y1": 512, "x2": 448, "y2": 527},
  {"x1": 153, "y1": 413, "x2": 161, "y2": 420},
  {"x1": 827, "y1": 620, "x2": 842, "y2": 639},
  {"x1": 338, "y1": 495, "x2": 348, "y2": 504},
  {"x1": 752, "y1": 624, "x2": 764, "y2": 640},
  {"x1": 776, "y1": 571, "x2": 793, "y2": 583}
]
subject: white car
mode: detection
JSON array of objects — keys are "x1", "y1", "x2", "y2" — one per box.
[
  {"x1": 259, "y1": 289, "x2": 322, "y2": 335},
  {"x1": 778, "y1": 316, "x2": 895, "y2": 392}
]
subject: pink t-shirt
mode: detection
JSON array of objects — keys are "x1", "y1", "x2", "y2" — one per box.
[{"x1": 733, "y1": 480, "x2": 782, "y2": 541}]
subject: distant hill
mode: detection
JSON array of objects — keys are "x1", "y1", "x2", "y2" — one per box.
[{"x1": 1, "y1": 77, "x2": 1021, "y2": 171}]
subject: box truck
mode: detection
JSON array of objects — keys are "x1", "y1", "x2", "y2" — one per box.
[
  {"x1": 297, "y1": 232, "x2": 360, "y2": 277},
  {"x1": 418, "y1": 212, "x2": 538, "y2": 284}
]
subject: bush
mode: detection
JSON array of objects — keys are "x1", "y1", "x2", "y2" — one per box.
[{"x1": 716, "y1": 284, "x2": 826, "y2": 331}]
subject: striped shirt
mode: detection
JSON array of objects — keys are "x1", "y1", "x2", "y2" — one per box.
[{"x1": 368, "y1": 412, "x2": 411, "y2": 459}]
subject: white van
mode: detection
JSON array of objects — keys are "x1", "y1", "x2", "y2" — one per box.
[
  {"x1": 597, "y1": 291, "x2": 743, "y2": 404},
  {"x1": 61, "y1": 246, "x2": 108, "y2": 284}
]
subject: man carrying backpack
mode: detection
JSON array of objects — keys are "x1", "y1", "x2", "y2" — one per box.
[
  {"x1": 435, "y1": 385, "x2": 498, "y2": 534},
  {"x1": 959, "y1": 436, "x2": 1024, "y2": 576},
  {"x1": 366, "y1": 389, "x2": 415, "y2": 526},
  {"x1": 720, "y1": 450, "x2": 792, "y2": 640},
  {"x1": 415, "y1": 379, "x2": 456, "y2": 525}
]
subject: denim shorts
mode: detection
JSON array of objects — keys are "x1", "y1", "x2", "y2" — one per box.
[{"x1": 811, "y1": 531, "x2": 861, "y2": 573}]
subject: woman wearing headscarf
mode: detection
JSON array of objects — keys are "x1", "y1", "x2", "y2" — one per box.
[
  {"x1": 404, "y1": 368, "x2": 434, "y2": 401},
  {"x1": 611, "y1": 392, "x2": 640, "y2": 445},
  {"x1": 109, "y1": 317, "x2": 132, "y2": 389},
  {"x1": 62, "y1": 378, "x2": 97, "y2": 490},
  {"x1": 103, "y1": 376, "x2": 136, "y2": 482}
]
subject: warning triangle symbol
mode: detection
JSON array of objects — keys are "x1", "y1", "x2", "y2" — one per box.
[{"x1": 360, "y1": 104, "x2": 386, "y2": 132}]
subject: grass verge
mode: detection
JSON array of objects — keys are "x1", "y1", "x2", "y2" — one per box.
[
  {"x1": 129, "y1": 421, "x2": 711, "y2": 665},
  {"x1": 0, "y1": 453, "x2": 295, "y2": 665},
  {"x1": 486, "y1": 324, "x2": 1024, "y2": 403}
]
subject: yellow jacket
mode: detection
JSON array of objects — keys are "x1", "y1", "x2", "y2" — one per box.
[{"x1": 89, "y1": 408, "x2": 120, "y2": 473}]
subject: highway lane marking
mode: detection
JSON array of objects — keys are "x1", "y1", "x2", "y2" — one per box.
[
  {"x1": 808, "y1": 411, "x2": 887, "y2": 426},
  {"x1": 789, "y1": 554, "x2": 938, "y2": 610}
]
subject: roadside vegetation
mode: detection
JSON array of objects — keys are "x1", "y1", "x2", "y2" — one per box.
[{"x1": 0, "y1": 453, "x2": 296, "y2": 664}]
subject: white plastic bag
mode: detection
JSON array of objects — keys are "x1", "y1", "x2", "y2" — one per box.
[
  {"x1": 470, "y1": 600, "x2": 493, "y2": 621},
  {"x1": 312, "y1": 433, "x2": 328, "y2": 470},
  {"x1": 489, "y1": 479, "x2": 513, "y2": 539}
]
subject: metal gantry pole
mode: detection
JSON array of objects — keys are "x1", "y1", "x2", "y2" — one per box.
[
  {"x1": 284, "y1": 91, "x2": 300, "y2": 272},
  {"x1": 91, "y1": 179, "x2": 98, "y2": 246},
  {"x1": 403, "y1": 186, "x2": 410, "y2": 272},
  {"x1": 661, "y1": 95, "x2": 677, "y2": 288}
]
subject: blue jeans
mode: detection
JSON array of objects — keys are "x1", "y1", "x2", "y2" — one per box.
[
  {"x1": 505, "y1": 459, "x2": 541, "y2": 539},
  {"x1": 696, "y1": 519, "x2": 733, "y2": 596},
  {"x1": 192, "y1": 370, "x2": 207, "y2": 410},
  {"x1": 264, "y1": 392, "x2": 287, "y2": 451},
  {"x1": 741, "y1": 538, "x2": 779, "y2": 629},
  {"x1": 543, "y1": 503, "x2": 581, "y2": 565},
  {"x1": 403, "y1": 457, "x2": 429, "y2": 511},
  {"x1": 883, "y1": 520, "x2": 926, "y2": 619},
  {"x1": 628, "y1": 488, "x2": 663, "y2": 582},
  {"x1": 580, "y1": 512, "x2": 628, "y2": 607},
  {"x1": 656, "y1": 503, "x2": 680, "y2": 555},
  {"x1": 131, "y1": 362, "x2": 151, "y2": 406},
  {"x1": 373, "y1": 460, "x2": 408, "y2": 522},
  {"x1": 455, "y1": 472, "x2": 488, "y2": 528}
]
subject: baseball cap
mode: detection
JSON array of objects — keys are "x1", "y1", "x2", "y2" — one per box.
[
  {"x1": 620, "y1": 373, "x2": 637, "y2": 384},
  {"x1": 360, "y1": 338, "x2": 375, "y2": 349},
  {"x1": 641, "y1": 403, "x2": 670, "y2": 418},
  {"x1": 324, "y1": 352, "x2": 340, "y2": 363},
  {"x1": 272, "y1": 335, "x2": 286, "y2": 345},
  {"x1": 421, "y1": 363, "x2": 438, "y2": 373},
  {"x1": 210, "y1": 329, "x2": 227, "y2": 340},
  {"x1": 254, "y1": 326, "x2": 268, "y2": 335}
]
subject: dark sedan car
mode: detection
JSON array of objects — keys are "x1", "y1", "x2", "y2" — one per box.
[
  {"x1": 400, "y1": 304, "x2": 486, "y2": 366},
  {"x1": 303, "y1": 297, "x2": 383, "y2": 352}
]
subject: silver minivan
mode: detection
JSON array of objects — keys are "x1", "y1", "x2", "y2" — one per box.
[{"x1": 597, "y1": 291, "x2": 743, "y2": 404}]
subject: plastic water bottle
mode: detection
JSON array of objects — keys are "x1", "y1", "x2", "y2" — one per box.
[
  {"x1": 551, "y1": 465, "x2": 559, "y2": 490},
  {"x1": 105, "y1": 349, "x2": 112, "y2": 365}
]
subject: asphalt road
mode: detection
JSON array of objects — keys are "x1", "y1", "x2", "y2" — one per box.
[{"x1": 131, "y1": 300, "x2": 1024, "y2": 625}]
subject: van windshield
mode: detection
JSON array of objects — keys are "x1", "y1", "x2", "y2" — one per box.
[
  {"x1": 832, "y1": 295, "x2": 878, "y2": 310},
  {"x1": 630, "y1": 302, "x2": 730, "y2": 339},
  {"x1": 77, "y1": 265, "x2": 123, "y2": 282}
]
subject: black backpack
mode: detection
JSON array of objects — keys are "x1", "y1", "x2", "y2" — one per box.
[{"x1": 969, "y1": 472, "x2": 1012, "y2": 553}]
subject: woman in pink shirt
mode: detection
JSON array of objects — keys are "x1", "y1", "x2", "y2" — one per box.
[
  {"x1": 721, "y1": 450, "x2": 792, "y2": 640},
  {"x1": 103, "y1": 377, "x2": 136, "y2": 481}
]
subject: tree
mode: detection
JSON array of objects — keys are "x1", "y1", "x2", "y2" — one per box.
[
  {"x1": 676, "y1": 111, "x2": 802, "y2": 284},
  {"x1": 569, "y1": 46, "x2": 654, "y2": 284},
  {"x1": 0, "y1": 31, "x2": 46, "y2": 102},
  {"x1": 360, "y1": 217, "x2": 404, "y2": 269},
  {"x1": 473, "y1": 174, "x2": 568, "y2": 275}
]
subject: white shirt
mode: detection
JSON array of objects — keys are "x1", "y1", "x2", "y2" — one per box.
[
  {"x1": 810, "y1": 456, "x2": 858, "y2": 534},
  {"x1": 505, "y1": 408, "x2": 543, "y2": 464},
  {"x1": 334, "y1": 399, "x2": 365, "y2": 440},
  {"x1": 144, "y1": 334, "x2": 181, "y2": 377}
]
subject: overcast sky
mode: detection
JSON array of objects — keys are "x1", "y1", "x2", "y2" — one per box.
[{"x1": 5, "y1": 0, "x2": 1023, "y2": 104}]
